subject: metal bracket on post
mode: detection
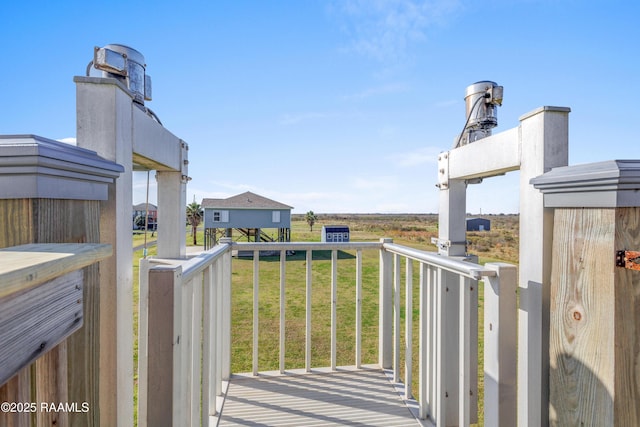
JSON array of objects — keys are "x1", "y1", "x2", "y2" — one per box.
[
  {"x1": 436, "y1": 152, "x2": 450, "y2": 190},
  {"x1": 615, "y1": 250, "x2": 640, "y2": 270},
  {"x1": 431, "y1": 237, "x2": 468, "y2": 254}
]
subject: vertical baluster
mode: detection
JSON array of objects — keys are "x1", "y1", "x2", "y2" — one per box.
[
  {"x1": 419, "y1": 263, "x2": 429, "y2": 419},
  {"x1": 435, "y1": 266, "x2": 446, "y2": 425},
  {"x1": 215, "y1": 258, "x2": 223, "y2": 397},
  {"x1": 459, "y1": 275, "x2": 471, "y2": 426},
  {"x1": 331, "y1": 249, "x2": 338, "y2": 371},
  {"x1": 428, "y1": 266, "x2": 436, "y2": 415},
  {"x1": 191, "y1": 276, "x2": 203, "y2": 425},
  {"x1": 222, "y1": 249, "x2": 232, "y2": 381},
  {"x1": 253, "y1": 250, "x2": 259, "y2": 376},
  {"x1": 405, "y1": 258, "x2": 413, "y2": 400},
  {"x1": 203, "y1": 264, "x2": 215, "y2": 420},
  {"x1": 393, "y1": 254, "x2": 401, "y2": 383},
  {"x1": 355, "y1": 249, "x2": 362, "y2": 369},
  {"x1": 379, "y1": 239, "x2": 393, "y2": 369},
  {"x1": 280, "y1": 249, "x2": 286, "y2": 374},
  {"x1": 181, "y1": 275, "x2": 193, "y2": 425},
  {"x1": 306, "y1": 249, "x2": 312, "y2": 372}
]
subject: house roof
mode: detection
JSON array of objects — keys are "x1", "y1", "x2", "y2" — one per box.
[
  {"x1": 202, "y1": 191, "x2": 293, "y2": 210},
  {"x1": 133, "y1": 203, "x2": 157, "y2": 211}
]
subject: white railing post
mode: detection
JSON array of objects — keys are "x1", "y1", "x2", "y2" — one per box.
[
  {"x1": 215, "y1": 257, "x2": 223, "y2": 397},
  {"x1": 434, "y1": 267, "x2": 447, "y2": 425},
  {"x1": 137, "y1": 258, "x2": 151, "y2": 427},
  {"x1": 189, "y1": 276, "x2": 203, "y2": 425},
  {"x1": 203, "y1": 264, "x2": 216, "y2": 421},
  {"x1": 418, "y1": 263, "x2": 429, "y2": 420},
  {"x1": 355, "y1": 249, "x2": 363, "y2": 369},
  {"x1": 379, "y1": 238, "x2": 393, "y2": 369},
  {"x1": 393, "y1": 254, "x2": 401, "y2": 382},
  {"x1": 405, "y1": 258, "x2": 413, "y2": 400},
  {"x1": 458, "y1": 275, "x2": 471, "y2": 426},
  {"x1": 306, "y1": 249, "x2": 313, "y2": 372},
  {"x1": 253, "y1": 250, "x2": 259, "y2": 376},
  {"x1": 484, "y1": 262, "x2": 517, "y2": 427},
  {"x1": 331, "y1": 249, "x2": 338, "y2": 371},
  {"x1": 181, "y1": 272, "x2": 194, "y2": 425},
  {"x1": 279, "y1": 249, "x2": 286, "y2": 374},
  {"x1": 145, "y1": 265, "x2": 184, "y2": 426},
  {"x1": 221, "y1": 240, "x2": 233, "y2": 381}
]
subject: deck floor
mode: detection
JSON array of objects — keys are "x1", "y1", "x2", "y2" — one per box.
[{"x1": 217, "y1": 367, "x2": 424, "y2": 427}]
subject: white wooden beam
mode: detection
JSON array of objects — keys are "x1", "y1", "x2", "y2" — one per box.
[{"x1": 447, "y1": 127, "x2": 520, "y2": 180}]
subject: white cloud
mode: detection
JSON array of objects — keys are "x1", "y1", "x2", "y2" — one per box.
[
  {"x1": 330, "y1": 0, "x2": 461, "y2": 62},
  {"x1": 57, "y1": 137, "x2": 77, "y2": 145},
  {"x1": 390, "y1": 146, "x2": 441, "y2": 167}
]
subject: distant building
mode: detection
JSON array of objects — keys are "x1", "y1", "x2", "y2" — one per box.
[
  {"x1": 133, "y1": 203, "x2": 157, "y2": 230},
  {"x1": 202, "y1": 191, "x2": 293, "y2": 249},
  {"x1": 466, "y1": 217, "x2": 491, "y2": 231},
  {"x1": 321, "y1": 225, "x2": 350, "y2": 242}
]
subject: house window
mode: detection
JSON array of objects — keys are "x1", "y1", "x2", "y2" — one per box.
[
  {"x1": 213, "y1": 210, "x2": 229, "y2": 223},
  {"x1": 272, "y1": 211, "x2": 281, "y2": 223}
]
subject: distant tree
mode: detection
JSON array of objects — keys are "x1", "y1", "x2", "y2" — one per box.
[
  {"x1": 305, "y1": 210, "x2": 318, "y2": 232},
  {"x1": 186, "y1": 201, "x2": 204, "y2": 245},
  {"x1": 134, "y1": 214, "x2": 147, "y2": 230}
]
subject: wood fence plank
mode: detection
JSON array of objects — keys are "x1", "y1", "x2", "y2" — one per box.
[
  {"x1": 0, "y1": 243, "x2": 111, "y2": 298},
  {"x1": 0, "y1": 270, "x2": 83, "y2": 388}
]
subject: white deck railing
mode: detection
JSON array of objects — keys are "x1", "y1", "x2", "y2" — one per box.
[
  {"x1": 138, "y1": 239, "x2": 517, "y2": 427},
  {"x1": 138, "y1": 242, "x2": 232, "y2": 427}
]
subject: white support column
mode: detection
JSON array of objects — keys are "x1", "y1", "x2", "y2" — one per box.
[
  {"x1": 75, "y1": 75, "x2": 190, "y2": 426},
  {"x1": 518, "y1": 107, "x2": 569, "y2": 427},
  {"x1": 157, "y1": 140, "x2": 188, "y2": 259},
  {"x1": 436, "y1": 152, "x2": 467, "y2": 257},
  {"x1": 75, "y1": 77, "x2": 134, "y2": 427},
  {"x1": 436, "y1": 104, "x2": 569, "y2": 427}
]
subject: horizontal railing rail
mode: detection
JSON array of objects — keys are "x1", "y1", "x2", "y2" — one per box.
[
  {"x1": 382, "y1": 242, "x2": 497, "y2": 279},
  {"x1": 140, "y1": 239, "x2": 517, "y2": 427}
]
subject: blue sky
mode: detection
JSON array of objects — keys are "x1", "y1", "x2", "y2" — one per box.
[{"x1": 2, "y1": 0, "x2": 638, "y2": 213}]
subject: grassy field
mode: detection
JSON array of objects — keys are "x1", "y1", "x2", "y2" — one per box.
[{"x1": 133, "y1": 213, "x2": 519, "y2": 426}]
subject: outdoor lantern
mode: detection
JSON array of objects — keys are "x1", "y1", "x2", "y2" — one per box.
[{"x1": 93, "y1": 44, "x2": 152, "y2": 104}]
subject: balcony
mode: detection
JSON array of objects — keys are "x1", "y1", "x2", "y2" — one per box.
[
  {"x1": 138, "y1": 239, "x2": 517, "y2": 426},
  {"x1": 3, "y1": 71, "x2": 638, "y2": 427}
]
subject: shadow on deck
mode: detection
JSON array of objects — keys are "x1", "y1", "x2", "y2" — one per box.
[{"x1": 217, "y1": 366, "x2": 428, "y2": 427}]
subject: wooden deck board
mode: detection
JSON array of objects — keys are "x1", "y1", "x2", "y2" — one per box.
[{"x1": 217, "y1": 368, "x2": 423, "y2": 427}]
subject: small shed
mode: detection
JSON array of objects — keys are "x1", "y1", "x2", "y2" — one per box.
[
  {"x1": 321, "y1": 225, "x2": 350, "y2": 242},
  {"x1": 466, "y1": 217, "x2": 491, "y2": 231}
]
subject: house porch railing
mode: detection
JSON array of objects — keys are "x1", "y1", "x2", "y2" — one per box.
[{"x1": 138, "y1": 239, "x2": 517, "y2": 427}]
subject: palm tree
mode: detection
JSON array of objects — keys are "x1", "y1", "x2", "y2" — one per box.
[
  {"x1": 305, "y1": 210, "x2": 318, "y2": 232},
  {"x1": 186, "y1": 201, "x2": 204, "y2": 245}
]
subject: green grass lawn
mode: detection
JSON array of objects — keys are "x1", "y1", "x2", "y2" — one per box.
[{"x1": 133, "y1": 214, "x2": 518, "y2": 426}]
